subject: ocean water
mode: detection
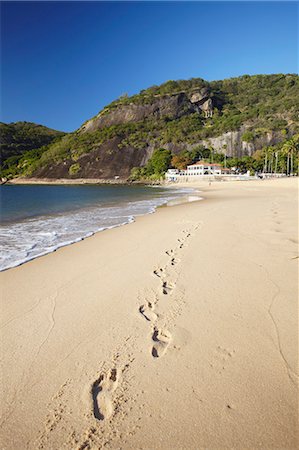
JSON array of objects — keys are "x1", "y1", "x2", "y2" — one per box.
[{"x1": 0, "y1": 184, "x2": 197, "y2": 271}]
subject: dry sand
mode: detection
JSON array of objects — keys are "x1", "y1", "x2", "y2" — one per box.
[{"x1": 0, "y1": 177, "x2": 298, "y2": 449}]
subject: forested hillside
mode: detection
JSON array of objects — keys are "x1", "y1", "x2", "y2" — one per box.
[
  {"x1": 0, "y1": 122, "x2": 65, "y2": 175},
  {"x1": 1, "y1": 74, "x2": 298, "y2": 180}
]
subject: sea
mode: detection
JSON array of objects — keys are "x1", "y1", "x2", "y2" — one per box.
[{"x1": 0, "y1": 184, "x2": 198, "y2": 271}]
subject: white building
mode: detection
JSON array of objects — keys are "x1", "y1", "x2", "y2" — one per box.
[
  {"x1": 165, "y1": 168, "x2": 187, "y2": 181},
  {"x1": 186, "y1": 161, "x2": 222, "y2": 176},
  {"x1": 165, "y1": 161, "x2": 233, "y2": 181}
]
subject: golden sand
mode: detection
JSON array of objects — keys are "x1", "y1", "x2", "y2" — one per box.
[{"x1": 1, "y1": 177, "x2": 298, "y2": 449}]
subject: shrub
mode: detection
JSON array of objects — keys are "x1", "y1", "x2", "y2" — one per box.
[
  {"x1": 69, "y1": 163, "x2": 81, "y2": 175},
  {"x1": 242, "y1": 131, "x2": 255, "y2": 142},
  {"x1": 146, "y1": 148, "x2": 172, "y2": 176}
]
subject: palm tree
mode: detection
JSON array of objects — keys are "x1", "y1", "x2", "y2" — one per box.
[{"x1": 282, "y1": 137, "x2": 299, "y2": 175}]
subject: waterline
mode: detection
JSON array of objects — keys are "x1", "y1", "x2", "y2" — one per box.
[{"x1": 0, "y1": 185, "x2": 199, "y2": 271}]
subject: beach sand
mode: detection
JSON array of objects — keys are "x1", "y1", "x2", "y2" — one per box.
[{"x1": 0, "y1": 177, "x2": 298, "y2": 449}]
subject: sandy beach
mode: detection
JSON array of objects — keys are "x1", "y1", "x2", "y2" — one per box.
[{"x1": 0, "y1": 177, "x2": 298, "y2": 449}]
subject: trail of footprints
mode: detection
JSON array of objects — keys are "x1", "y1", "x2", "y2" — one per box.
[
  {"x1": 270, "y1": 201, "x2": 298, "y2": 257},
  {"x1": 86, "y1": 227, "x2": 196, "y2": 427},
  {"x1": 139, "y1": 225, "x2": 199, "y2": 358},
  {"x1": 37, "y1": 224, "x2": 200, "y2": 449}
]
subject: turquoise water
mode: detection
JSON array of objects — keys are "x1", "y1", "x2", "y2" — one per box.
[
  {"x1": 1, "y1": 184, "x2": 179, "y2": 223},
  {"x1": 0, "y1": 184, "x2": 194, "y2": 271}
]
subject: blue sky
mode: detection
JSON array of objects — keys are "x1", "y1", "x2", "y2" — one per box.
[{"x1": 1, "y1": 1, "x2": 298, "y2": 132}]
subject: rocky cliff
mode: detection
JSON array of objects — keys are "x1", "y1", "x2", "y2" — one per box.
[
  {"x1": 163, "y1": 127, "x2": 292, "y2": 158},
  {"x1": 80, "y1": 87, "x2": 215, "y2": 133},
  {"x1": 2, "y1": 74, "x2": 298, "y2": 180}
]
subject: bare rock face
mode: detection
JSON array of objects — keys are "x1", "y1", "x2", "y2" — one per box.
[
  {"x1": 165, "y1": 128, "x2": 288, "y2": 158},
  {"x1": 189, "y1": 87, "x2": 209, "y2": 104},
  {"x1": 189, "y1": 88, "x2": 213, "y2": 117},
  {"x1": 204, "y1": 129, "x2": 286, "y2": 157},
  {"x1": 190, "y1": 92, "x2": 203, "y2": 103},
  {"x1": 201, "y1": 98, "x2": 213, "y2": 118},
  {"x1": 80, "y1": 94, "x2": 191, "y2": 132},
  {"x1": 5, "y1": 74, "x2": 298, "y2": 182},
  {"x1": 34, "y1": 137, "x2": 153, "y2": 180},
  {"x1": 80, "y1": 90, "x2": 215, "y2": 133}
]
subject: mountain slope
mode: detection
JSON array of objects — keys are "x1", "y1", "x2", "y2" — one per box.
[
  {"x1": 0, "y1": 121, "x2": 65, "y2": 170},
  {"x1": 2, "y1": 74, "x2": 299, "y2": 180}
]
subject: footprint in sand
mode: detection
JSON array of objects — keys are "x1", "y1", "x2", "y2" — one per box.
[
  {"x1": 139, "y1": 302, "x2": 158, "y2": 322},
  {"x1": 153, "y1": 268, "x2": 165, "y2": 279},
  {"x1": 177, "y1": 238, "x2": 188, "y2": 248},
  {"x1": 92, "y1": 368, "x2": 119, "y2": 421},
  {"x1": 171, "y1": 257, "x2": 180, "y2": 266},
  {"x1": 152, "y1": 328, "x2": 172, "y2": 358},
  {"x1": 162, "y1": 281, "x2": 174, "y2": 295}
]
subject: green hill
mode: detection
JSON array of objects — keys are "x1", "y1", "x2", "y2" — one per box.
[
  {"x1": 1, "y1": 74, "x2": 298, "y2": 180},
  {"x1": 0, "y1": 121, "x2": 65, "y2": 175}
]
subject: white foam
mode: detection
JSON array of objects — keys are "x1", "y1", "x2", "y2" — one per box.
[{"x1": 0, "y1": 187, "x2": 197, "y2": 271}]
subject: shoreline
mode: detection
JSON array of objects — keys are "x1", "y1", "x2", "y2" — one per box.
[
  {"x1": 1, "y1": 177, "x2": 298, "y2": 449},
  {"x1": 0, "y1": 185, "x2": 201, "y2": 272},
  {"x1": 5, "y1": 174, "x2": 294, "y2": 186},
  {"x1": 5, "y1": 177, "x2": 162, "y2": 185}
]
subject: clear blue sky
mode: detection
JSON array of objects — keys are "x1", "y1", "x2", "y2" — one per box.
[{"x1": 1, "y1": 1, "x2": 298, "y2": 132}]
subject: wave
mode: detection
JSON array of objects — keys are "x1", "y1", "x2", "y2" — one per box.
[{"x1": 0, "y1": 187, "x2": 199, "y2": 271}]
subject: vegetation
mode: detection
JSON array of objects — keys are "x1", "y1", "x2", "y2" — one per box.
[
  {"x1": 100, "y1": 73, "x2": 299, "y2": 135},
  {"x1": 97, "y1": 78, "x2": 209, "y2": 115},
  {"x1": 68, "y1": 163, "x2": 81, "y2": 175},
  {"x1": 242, "y1": 131, "x2": 255, "y2": 142},
  {"x1": 197, "y1": 135, "x2": 299, "y2": 175},
  {"x1": 0, "y1": 144, "x2": 55, "y2": 178},
  {"x1": 130, "y1": 134, "x2": 299, "y2": 181},
  {"x1": 1, "y1": 74, "x2": 298, "y2": 180},
  {"x1": 171, "y1": 146, "x2": 211, "y2": 169},
  {"x1": 0, "y1": 121, "x2": 65, "y2": 164},
  {"x1": 130, "y1": 148, "x2": 172, "y2": 181},
  {"x1": 237, "y1": 134, "x2": 299, "y2": 174}
]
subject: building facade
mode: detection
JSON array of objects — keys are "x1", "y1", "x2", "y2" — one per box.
[{"x1": 186, "y1": 161, "x2": 222, "y2": 176}]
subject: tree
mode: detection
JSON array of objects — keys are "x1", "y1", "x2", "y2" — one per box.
[
  {"x1": 213, "y1": 152, "x2": 225, "y2": 163},
  {"x1": 129, "y1": 167, "x2": 147, "y2": 181},
  {"x1": 171, "y1": 153, "x2": 192, "y2": 170},
  {"x1": 252, "y1": 149, "x2": 264, "y2": 172},
  {"x1": 146, "y1": 148, "x2": 172, "y2": 176},
  {"x1": 188, "y1": 146, "x2": 210, "y2": 161},
  {"x1": 282, "y1": 136, "x2": 299, "y2": 174}
]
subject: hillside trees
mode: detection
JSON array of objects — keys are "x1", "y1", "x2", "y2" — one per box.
[
  {"x1": 130, "y1": 148, "x2": 172, "y2": 181},
  {"x1": 2, "y1": 74, "x2": 299, "y2": 180},
  {"x1": 0, "y1": 122, "x2": 65, "y2": 163}
]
